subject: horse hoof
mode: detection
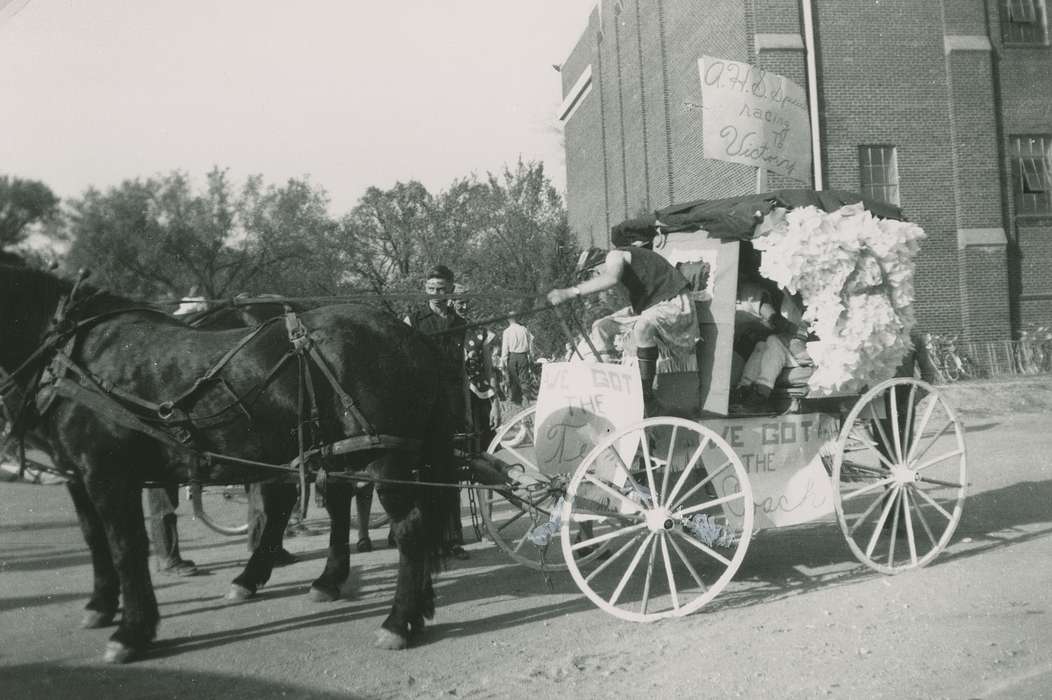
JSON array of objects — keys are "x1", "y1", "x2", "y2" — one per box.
[
  {"x1": 374, "y1": 628, "x2": 408, "y2": 650},
  {"x1": 308, "y1": 586, "x2": 338, "y2": 602},
  {"x1": 103, "y1": 640, "x2": 135, "y2": 664},
  {"x1": 224, "y1": 584, "x2": 255, "y2": 602},
  {"x1": 81, "y1": 610, "x2": 116, "y2": 629}
]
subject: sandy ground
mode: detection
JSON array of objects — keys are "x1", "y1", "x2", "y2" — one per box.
[{"x1": 2, "y1": 376, "x2": 1052, "y2": 699}]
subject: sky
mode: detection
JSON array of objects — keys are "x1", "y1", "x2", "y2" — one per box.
[{"x1": 0, "y1": 0, "x2": 597, "y2": 216}]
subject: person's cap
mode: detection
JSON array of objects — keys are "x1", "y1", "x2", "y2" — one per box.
[
  {"x1": 610, "y1": 221, "x2": 657, "y2": 248},
  {"x1": 427, "y1": 264, "x2": 455, "y2": 283}
]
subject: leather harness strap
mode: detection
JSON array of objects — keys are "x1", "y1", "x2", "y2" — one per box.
[{"x1": 10, "y1": 290, "x2": 422, "y2": 484}]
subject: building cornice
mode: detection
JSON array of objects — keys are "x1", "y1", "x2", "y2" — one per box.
[
  {"x1": 944, "y1": 35, "x2": 992, "y2": 54},
  {"x1": 755, "y1": 33, "x2": 804, "y2": 51}
]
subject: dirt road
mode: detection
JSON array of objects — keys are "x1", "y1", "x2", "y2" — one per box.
[{"x1": 2, "y1": 378, "x2": 1052, "y2": 699}]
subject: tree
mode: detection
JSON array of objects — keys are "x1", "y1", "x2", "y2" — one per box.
[
  {"x1": 0, "y1": 175, "x2": 60, "y2": 249},
  {"x1": 64, "y1": 169, "x2": 342, "y2": 300},
  {"x1": 234, "y1": 175, "x2": 342, "y2": 297},
  {"x1": 335, "y1": 161, "x2": 578, "y2": 350},
  {"x1": 447, "y1": 160, "x2": 579, "y2": 356}
]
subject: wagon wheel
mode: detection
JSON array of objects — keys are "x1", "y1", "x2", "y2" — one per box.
[
  {"x1": 482, "y1": 407, "x2": 609, "y2": 569},
  {"x1": 562, "y1": 418, "x2": 754, "y2": 622},
  {"x1": 189, "y1": 483, "x2": 250, "y2": 536},
  {"x1": 831, "y1": 378, "x2": 966, "y2": 574},
  {"x1": 482, "y1": 406, "x2": 571, "y2": 570},
  {"x1": 349, "y1": 485, "x2": 392, "y2": 530}
]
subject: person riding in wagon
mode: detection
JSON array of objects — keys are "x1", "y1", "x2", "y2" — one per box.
[{"x1": 547, "y1": 226, "x2": 699, "y2": 415}]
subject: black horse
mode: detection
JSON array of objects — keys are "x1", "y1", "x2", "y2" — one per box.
[
  {"x1": 184, "y1": 295, "x2": 382, "y2": 591},
  {"x1": 0, "y1": 266, "x2": 457, "y2": 662}
]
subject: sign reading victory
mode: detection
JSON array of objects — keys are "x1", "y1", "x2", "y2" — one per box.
[{"x1": 698, "y1": 56, "x2": 811, "y2": 181}]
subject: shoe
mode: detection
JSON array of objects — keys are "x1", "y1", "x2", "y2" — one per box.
[
  {"x1": 284, "y1": 521, "x2": 319, "y2": 538},
  {"x1": 445, "y1": 545, "x2": 470, "y2": 560},
  {"x1": 270, "y1": 548, "x2": 298, "y2": 567},
  {"x1": 731, "y1": 385, "x2": 771, "y2": 414},
  {"x1": 159, "y1": 558, "x2": 199, "y2": 576},
  {"x1": 356, "y1": 537, "x2": 373, "y2": 553}
]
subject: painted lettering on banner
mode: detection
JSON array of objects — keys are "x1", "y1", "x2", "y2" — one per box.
[{"x1": 698, "y1": 56, "x2": 811, "y2": 181}]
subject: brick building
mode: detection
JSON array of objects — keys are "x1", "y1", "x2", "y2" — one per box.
[{"x1": 557, "y1": 0, "x2": 1052, "y2": 340}]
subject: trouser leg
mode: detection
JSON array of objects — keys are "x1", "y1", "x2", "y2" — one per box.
[
  {"x1": 144, "y1": 487, "x2": 178, "y2": 563},
  {"x1": 754, "y1": 336, "x2": 791, "y2": 392},
  {"x1": 637, "y1": 345, "x2": 659, "y2": 411}
]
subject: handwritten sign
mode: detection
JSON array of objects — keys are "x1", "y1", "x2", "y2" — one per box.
[
  {"x1": 698, "y1": 56, "x2": 811, "y2": 181},
  {"x1": 698, "y1": 413, "x2": 838, "y2": 529},
  {"x1": 534, "y1": 362, "x2": 644, "y2": 477}
]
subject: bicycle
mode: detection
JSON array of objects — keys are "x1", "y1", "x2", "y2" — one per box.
[
  {"x1": 1017, "y1": 323, "x2": 1052, "y2": 375},
  {"x1": 929, "y1": 333, "x2": 978, "y2": 383}
]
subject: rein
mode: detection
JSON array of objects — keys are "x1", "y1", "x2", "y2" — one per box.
[{"x1": 7, "y1": 283, "x2": 423, "y2": 495}]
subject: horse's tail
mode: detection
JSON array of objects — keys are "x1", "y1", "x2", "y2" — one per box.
[{"x1": 419, "y1": 378, "x2": 460, "y2": 572}]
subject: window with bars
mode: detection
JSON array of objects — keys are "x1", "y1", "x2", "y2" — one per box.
[
  {"x1": 1010, "y1": 135, "x2": 1052, "y2": 215},
  {"x1": 1003, "y1": 0, "x2": 1048, "y2": 44},
  {"x1": 858, "y1": 145, "x2": 900, "y2": 206}
]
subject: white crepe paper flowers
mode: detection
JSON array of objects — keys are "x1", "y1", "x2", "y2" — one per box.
[{"x1": 752, "y1": 203, "x2": 925, "y2": 394}]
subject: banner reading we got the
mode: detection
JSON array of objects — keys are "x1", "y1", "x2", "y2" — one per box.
[
  {"x1": 698, "y1": 55, "x2": 811, "y2": 182},
  {"x1": 534, "y1": 362, "x2": 644, "y2": 478}
]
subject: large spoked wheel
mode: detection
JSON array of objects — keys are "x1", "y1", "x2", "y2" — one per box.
[
  {"x1": 482, "y1": 406, "x2": 575, "y2": 570},
  {"x1": 832, "y1": 378, "x2": 966, "y2": 574},
  {"x1": 562, "y1": 418, "x2": 754, "y2": 622},
  {"x1": 190, "y1": 484, "x2": 250, "y2": 536}
]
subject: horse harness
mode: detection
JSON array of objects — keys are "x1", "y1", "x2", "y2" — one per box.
[{"x1": 0, "y1": 279, "x2": 422, "y2": 496}]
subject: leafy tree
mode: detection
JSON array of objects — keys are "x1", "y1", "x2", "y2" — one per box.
[
  {"x1": 234, "y1": 175, "x2": 342, "y2": 297},
  {"x1": 449, "y1": 160, "x2": 580, "y2": 356},
  {"x1": 64, "y1": 169, "x2": 341, "y2": 300},
  {"x1": 0, "y1": 175, "x2": 60, "y2": 249}
]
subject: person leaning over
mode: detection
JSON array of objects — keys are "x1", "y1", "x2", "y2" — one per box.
[
  {"x1": 547, "y1": 228, "x2": 699, "y2": 414},
  {"x1": 500, "y1": 310, "x2": 535, "y2": 406}
]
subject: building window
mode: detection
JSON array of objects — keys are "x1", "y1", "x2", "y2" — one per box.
[
  {"x1": 1010, "y1": 135, "x2": 1052, "y2": 215},
  {"x1": 858, "y1": 145, "x2": 900, "y2": 206},
  {"x1": 1003, "y1": 0, "x2": 1048, "y2": 45}
]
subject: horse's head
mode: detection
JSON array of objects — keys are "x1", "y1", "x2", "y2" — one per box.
[{"x1": 0, "y1": 264, "x2": 70, "y2": 371}]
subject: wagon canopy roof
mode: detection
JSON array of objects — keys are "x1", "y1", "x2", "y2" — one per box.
[{"x1": 611, "y1": 188, "x2": 907, "y2": 242}]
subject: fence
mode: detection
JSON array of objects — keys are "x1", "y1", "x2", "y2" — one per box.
[{"x1": 947, "y1": 339, "x2": 1052, "y2": 382}]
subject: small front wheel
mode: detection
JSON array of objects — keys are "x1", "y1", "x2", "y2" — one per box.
[
  {"x1": 482, "y1": 406, "x2": 572, "y2": 570},
  {"x1": 562, "y1": 418, "x2": 754, "y2": 622},
  {"x1": 190, "y1": 484, "x2": 250, "y2": 536}
]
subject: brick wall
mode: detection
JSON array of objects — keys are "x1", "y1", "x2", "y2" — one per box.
[
  {"x1": 558, "y1": 0, "x2": 1052, "y2": 338},
  {"x1": 562, "y1": 9, "x2": 607, "y2": 246},
  {"x1": 618, "y1": 2, "x2": 650, "y2": 217},
  {"x1": 1017, "y1": 222, "x2": 1052, "y2": 325},
  {"x1": 987, "y1": 0, "x2": 1052, "y2": 331}
]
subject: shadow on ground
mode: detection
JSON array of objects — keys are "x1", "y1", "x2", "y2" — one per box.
[{"x1": 0, "y1": 662, "x2": 358, "y2": 700}]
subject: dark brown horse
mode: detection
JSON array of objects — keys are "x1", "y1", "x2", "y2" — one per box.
[
  {"x1": 184, "y1": 295, "x2": 382, "y2": 596},
  {"x1": 0, "y1": 266, "x2": 457, "y2": 662}
]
